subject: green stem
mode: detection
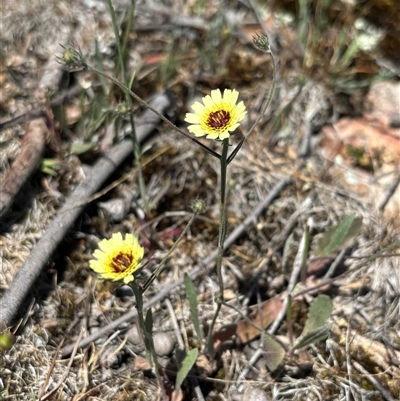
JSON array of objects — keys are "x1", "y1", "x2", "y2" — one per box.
[
  {"x1": 105, "y1": 0, "x2": 148, "y2": 212},
  {"x1": 142, "y1": 212, "x2": 198, "y2": 292},
  {"x1": 120, "y1": 1, "x2": 136, "y2": 72},
  {"x1": 83, "y1": 64, "x2": 221, "y2": 160},
  {"x1": 106, "y1": 0, "x2": 126, "y2": 86},
  {"x1": 217, "y1": 139, "x2": 230, "y2": 290},
  {"x1": 227, "y1": 45, "x2": 276, "y2": 165},
  {"x1": 207, "y1": 139, "x2": 230, "y2": 355},
  {"x1": 246, "y1": 51, "x2": 276, "y2": 139}
]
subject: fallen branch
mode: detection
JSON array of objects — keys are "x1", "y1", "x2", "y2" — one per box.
[{"x1": 0, "y1": 93, "x2": 172, "y2": 330}]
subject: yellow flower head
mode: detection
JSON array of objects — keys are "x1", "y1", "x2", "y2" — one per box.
[
  {"x1": 89, "y1": 233, "x2": 144, "y2": 284},
  {"x1": 185, "y1": 89, "x2": 247, "y2": 140}
]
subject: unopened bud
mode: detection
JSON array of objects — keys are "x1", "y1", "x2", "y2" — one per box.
[
  {"x1": 114, "y1": 102, "x2": 131, "y2": 117},
  {"x1": 253, "y1": 32, "x2": 271, "y2": 53},
  {"x1": 191, "y1": 199, "x2": 206, "y2": 214},
  {"x1": 59, "y1": 45, "x2": 86, "y2": 69}
]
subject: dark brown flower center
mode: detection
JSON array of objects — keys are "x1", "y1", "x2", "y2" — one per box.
[
  {"x1": 111, "y1": 252, "x2": 133, "y2": 273},
  {"x1": 206, "y1": 110, "x2": 231, "y2": 129}
]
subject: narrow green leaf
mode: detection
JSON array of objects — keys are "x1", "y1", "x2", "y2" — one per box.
[
  {"x1": 144, "y1": 309, "x2": 155, "y2": 367},
  {"x1": 315, "y1": 215, "x2": 362, "y2": 257},
  {"x1": 133, "y1": 285, "x2": 156, "y2": 369},
  {"x1": 175, "y1": 348, "x2": 198, "y2": 397},
  {"x1": 293, "y1": 324, "x2": 331, "y2": 350},
  {"x1": 184, "y1": 273, "x2": 203, "y2": 343},
  {"x1": 128, "y1": 68, "x2": 137, "y2": 89},
  {"x1": 262, "y1": 334, "x2": 285, "y2": 371},
  {"x1": 145, "y1": 309, "x2": 154, "y2": 339}
]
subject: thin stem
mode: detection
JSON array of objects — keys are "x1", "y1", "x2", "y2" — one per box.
[
  {"x1": 120, "y1": 0, "x2": 136, "y2": 73},
  {"x1": 247, "y1": 51, "x2": 276, "y2": 139},
  {"x1": 207, "y1": 139, "x2": 230, "y2": 355},
  {"x1": 106, "y1": 0, "x2": 126, "y2": 85},
  {"x1": 217, "y1": 139, "x2": 230, "y2": 283},
  {"x1": 105, "y1": 0, "x2": 148, "y2": 211},
  {"x1": 142, "y1": 212, "x2": 197, "y2": 292},
  {"x1": 82, "y1": 64, "x2": 221, "y2": 160},
  {"x1": 227, "y1": 43, "x2": 276, "y2": 165}
]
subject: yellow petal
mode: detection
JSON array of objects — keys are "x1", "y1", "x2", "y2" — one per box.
[
  {"x1": 210, "y1": 89, "x2": 222, "y2": 103},
  {"x1": 203, "y1": 94, "x2": 213, "y2": 108},
  {"x1": 189, "y1": 125, "x2": 207, "y2": 137},
  {"x1": 123, "y1": 275, "x2": 134, "y2": 284},
  {"x1": 224, "y1": 89, "x2": 238, "y2": 104},
  {"x1": 191, "y1": 101, "x2": 205, "y2": 114},
  {"x1": 185, "y1": 113, "x2": 200, "y2": 124},
  {"x1": 219, "y1": 131, "x2": 231, "y2": 140}
]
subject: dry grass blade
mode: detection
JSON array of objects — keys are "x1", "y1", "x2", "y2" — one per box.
[{"x1": 39, "y1": 330, "x2": 83, "y2": 401}]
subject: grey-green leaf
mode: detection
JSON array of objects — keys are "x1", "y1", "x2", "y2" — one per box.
[
  {"x1": 262, "y1": 333, "x2": 286, "y2": 371},
  {"x1": 184, "y1": 273, "x2": 203, "y2": 343},
  {"x1": 175, "y1": 348, "x2": 198, "y2": 398},
  {"x1": 301, "y1": 294, "x2": 332, "y2": 337},
  {"x1": 315, "y1": 214, "x2": 362, "y2": 257}
]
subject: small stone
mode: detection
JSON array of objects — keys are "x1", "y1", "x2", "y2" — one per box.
[
  {"x1": 127, "y1": 325, "x2": 142, "y2": 345},
  {"x1": 153, "y1": 332, "x2": 175, "y2": 357}
]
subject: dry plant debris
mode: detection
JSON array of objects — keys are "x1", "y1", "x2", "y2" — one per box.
[{"x1": 0, "y1": 0, "x2": 399, "y2": 400}]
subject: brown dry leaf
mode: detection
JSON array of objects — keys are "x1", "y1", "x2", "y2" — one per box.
[
  {"x1": 321, "y1": 118, "x2": 400, "y2": 167},
  {"x1": 236, "y1": 297, "x2": 283, "y2": 344},
  {"x1": 213, "y1": 323, "x2": 237, "y2": 350},
  {"x1": 320, "y1": 117, "x2": 400, "y2": 216},
  {"x1": 307, "y1": 255, "x2": 337, "y2": 277}
]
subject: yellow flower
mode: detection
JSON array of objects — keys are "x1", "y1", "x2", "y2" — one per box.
[
  {"x1": 185, "y1": 89, "x2": 247, "y2": 140},
  {"x1": 89, "y1": 233, "x2": 144, "y2": 284}
]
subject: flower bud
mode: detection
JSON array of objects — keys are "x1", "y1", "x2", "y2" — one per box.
[{"x1": 191, "y1": 199, "x2": 206, "y2": 214}]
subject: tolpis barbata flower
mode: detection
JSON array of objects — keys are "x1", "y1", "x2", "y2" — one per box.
[
  {"x1": 185, "y1": 89, "x2": 246, "y2": 140},
  {"x1": 89, "y1": 233, "x2": 144, "y2": 284}
]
